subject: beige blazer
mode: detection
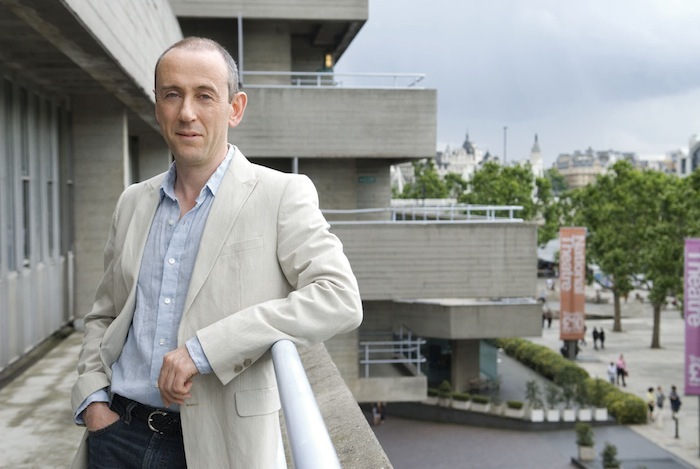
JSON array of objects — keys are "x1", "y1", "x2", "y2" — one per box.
[{"x1": 71, "y1": 148, "x2": 363, "y2": 468}]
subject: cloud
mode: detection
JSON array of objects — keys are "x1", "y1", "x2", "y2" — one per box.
[{"x1": 336, "y1": 0, "x2": 700, "y2": 165}]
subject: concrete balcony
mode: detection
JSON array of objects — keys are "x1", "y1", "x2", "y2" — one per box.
[
  {"x1": 170, "y1": 0, "x2": 368, "y2": 21},
  {"x1": 233, "y1": 86, "x2": 437, "y2": 159},
  {"x1": 329, "y1": 221, "x2": 538, "y2": 301}
]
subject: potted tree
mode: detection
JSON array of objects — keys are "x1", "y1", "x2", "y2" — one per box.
[
  {"x1": 601, "y1": 442, "x2": 621, "y2": 468},
  {"x1": 575, "y1": 422, "x2": 595, "y2": 461},
  {"x1": 437, "y1": 380, "x2": 453, "y2": 407},
  {"x1": 424, "y1": 387, "x2": 439, "y2": 405},
  {"x1": 589, "y1": 378, "x2": 609, "y2": 421},
  {"x1": 526, "y1": 380, "x2": 545, "y2": 422},
  {"x1": 575, "y1": 382, "x2": 592, "y2": 421},
  {"x1": 555, "y1": 367, "x2": 579, "y2": 422},
  {"x1": 545, "y1": 382, "x2": 562, "y2": 422}
]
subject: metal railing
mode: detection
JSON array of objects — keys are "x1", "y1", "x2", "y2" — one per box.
[
  {"x1": 359, "y1": 327, "x2": 426, "y2": 378},
  {"x1": 271, "y1": 340, "x2": 341, "y2": 469},
  {"x1": 323, "y1": 204, "x2": 524, "y2": 224},
  {"x1": 241, "y1": 71, "x2": 426, "y2": 89}
]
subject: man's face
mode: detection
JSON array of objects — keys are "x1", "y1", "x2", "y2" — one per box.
[{"x1": 154, "y1": 48, "x2": 245, "y2": 169}]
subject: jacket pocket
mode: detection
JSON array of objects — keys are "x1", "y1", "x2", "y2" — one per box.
[{"x1": 235, "y1": 386, "x2": 281, "y2": 417}]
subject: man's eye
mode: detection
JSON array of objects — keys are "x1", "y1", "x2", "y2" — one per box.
[
  {"x1": 164, "y1": 92, "x2": 179, "y2": 99},
  {"x1": 200, "y1": 94, "x2": 213, "y2": 100}
]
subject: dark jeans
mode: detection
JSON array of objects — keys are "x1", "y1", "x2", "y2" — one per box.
[{"x1": 87, "y1": 396, "x2": 186, "y2": 469}]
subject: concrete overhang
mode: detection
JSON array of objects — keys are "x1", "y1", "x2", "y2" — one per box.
[
  {"x1": 394, "y1": 298, "x2": 543, "y2": 340},
  {"x1": 0, "y1": 0, "x2": 163, "y2": 131},
  {"x1": 351, "y1": 376, "x2": 427, "y2": 404}
]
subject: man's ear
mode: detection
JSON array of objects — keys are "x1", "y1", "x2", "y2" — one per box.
[{"x1": 229, "y1": 91, "x2": 248, "y2": 128}]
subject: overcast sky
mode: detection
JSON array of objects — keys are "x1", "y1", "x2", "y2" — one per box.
[{"x1": 335, "y1": 0, "x2": 700, "y2": 167}]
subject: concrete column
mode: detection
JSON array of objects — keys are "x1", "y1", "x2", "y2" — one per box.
[
  {"x1": 72, "y1": 94, "x2": 127, "y2": 320},
  {"x1": 450, "y1": 339, "x2": 480, "y2": 393}
]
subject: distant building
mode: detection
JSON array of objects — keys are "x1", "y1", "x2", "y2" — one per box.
[
  {"x1": 530, "y1": 134, "x2": 544, "y2": 179},
  {"x1": 435, "y1": 132, "x2": 484, "y2": 181},
  {"x1": 677, "y1": 135, "x2": 700, "y2": 177},
  {"x1": 554, "y1": 147, "x2": 640, "y2": 189}
]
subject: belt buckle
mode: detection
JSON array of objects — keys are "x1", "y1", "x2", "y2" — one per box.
[{"x1": 147, "y1": 409, "x2": 169, "y2": 434}]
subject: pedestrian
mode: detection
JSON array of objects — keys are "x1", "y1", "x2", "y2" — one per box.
[
  {"x1": 669, "y1": 385, "x2": 682, "y2": 418},
  {"x1": 599, "y1": 328, "x2": 606, "y2": 349},
  {"x1": 372, "y1": 403, "x2": 381, "y2": 426},
  {"x1": 646, "y1": 387, "x2": 655, "y2": 421},
  {"x1": 70, "y1": 37, "x2": 363, "y2": 469},
  {"x1": 607, "y1": 362, "x2": 617, "y2": 384},
  {"x1": 656, "y1": 386, "x2": 666, "y2": 428},
  {"x1": 545, "y1": 307, "x2": 553, "y2": 328},
  {"x1": 616, "y1": 354, "x2": 627, "y2": 386},
  {"x1": 580, "y1": 324, "x2": 587, "y2": 346},
  {"x1": 592, "y1": 327, "x2": 599, "y2": 350}
]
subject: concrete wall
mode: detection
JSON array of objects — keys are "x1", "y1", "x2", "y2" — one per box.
[
  {"x1": 244, "y1": 22, "x2": 292, "y2": 85},
  {"x1": 235, "y1": 88, "x2": 437, "y2": 159},
  {"x1": 170, "y1": 0, "x2": 368, "y2": 20},
  {"x1": 330, "y1": 222, "x2": 538, "y2": 301},
  {"x1": 394, "y1": 300, "x2": 543, "y2": 340},
  {"x1": 72, "y1": 95, "x2": 128, "y2": 319},
  {"x1": 137, "y1": 132, "x2": 170, "y2": 181},
  {"x1": 62, "y1": 0, "x2": 182, "y2": 97}
]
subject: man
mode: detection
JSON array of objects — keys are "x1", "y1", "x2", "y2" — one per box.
[{"x1": 71, "y1": 37, "x2": 363, "y2": 468}]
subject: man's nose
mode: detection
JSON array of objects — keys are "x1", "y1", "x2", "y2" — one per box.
[{"x1": 178, "y1": 97, "x2": 196, "y2": 121}]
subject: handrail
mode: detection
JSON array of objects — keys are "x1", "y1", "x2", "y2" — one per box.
[
  {"x1": 271, "y1": 339, "x2": 341, "y2": 469},
  {"x1": 241, "y1": 71, "x2": 426, "y2": 89},
  {"x1": 322, "y1": 204, "x2": 524, "y2": 223}
]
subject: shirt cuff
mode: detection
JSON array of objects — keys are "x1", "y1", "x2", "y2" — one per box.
[
  {"x1": 74, "y1": 389, "x2": 110, "y2": 425},
  {"x1": 186, "y1": 336, "x2": 213, "y2": 375}
]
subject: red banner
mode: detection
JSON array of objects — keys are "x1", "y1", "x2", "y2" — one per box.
[{"x1": 559, "y1": 227, "x2": 586, "y2": 341}]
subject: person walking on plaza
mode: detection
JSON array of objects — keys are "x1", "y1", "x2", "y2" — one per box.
[
  {"x1": 655, "y1": 386, "x2": 666, "y2": 428},
  {"x1": 599, "y1": 328, "x2": 606, "y2": 349},
  {"x1": 646, "y1": 387, "x2": 656, "y2": 421},
  {"x1": 669, "y1": 385, "x2": 682, "y2": 418},
  {"x1": 607, "y1": 362, "x2": 617, "y2": 384},
  {"x1": 70, "y1": 37, "x2": 362, "y2": 469},
  {"x1": 592, "y1": 327, "x2": 599, "y2": 350},
  {"x1": 616, "y1": 354, "x2": 627, "y2": 386}
]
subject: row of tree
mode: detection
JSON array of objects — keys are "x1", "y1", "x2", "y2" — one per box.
[{"x1": 396, "y1": 159, "x2": 700, "y2": 348}]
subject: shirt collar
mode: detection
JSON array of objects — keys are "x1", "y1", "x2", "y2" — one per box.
[{"x1": 160, "y1": 145, "x2": 235, "y2": 202}]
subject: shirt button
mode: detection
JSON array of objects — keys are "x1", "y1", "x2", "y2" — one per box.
[
  {"x1": 159, "y1": 338, "x2": 165, "y2": 346},
  {"x1": 168, "y1": 219, "x2": 175, "y2": 226},
  {"x1": 164, "y1": 298, "x2": 171, "y2": 305},
  {"x1": 168, "y1": 258, "x2": 176, "y2": 265}
]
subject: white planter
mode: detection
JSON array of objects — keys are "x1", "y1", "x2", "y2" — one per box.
[
  {"x1": 578, "y1": 408, "x2": 592, "y2": 421},
  {"x1": 562, "y1": 408, "x2": 576, "y2": 422},
  {"x1": 470, "y1": 402, "x2": 491, "y2": 413},
  {"x1": 504, "y1": 407, "x2": 525, "y2": 419},
  {"x1": 423, "y1": 396, "x2": 438, "y2": 405},
  {"x1": 438, "y1": 397, "x2": 452, "y2": 407},
  {"x1": 546, "y1": 409, "x2": 560, "y2": 422},
  {"x1": 530, "y1": 408, "x2": 545, "y2": 422},
  {"x1": 594, "y1": 407, "x2": 608, "y2": 421},
  {"x1": 578, "y1": 445, "x2": 596, "y2": 461},
  {"x1": 451, "y1": 400, "x2": 470, "y2": 411}
]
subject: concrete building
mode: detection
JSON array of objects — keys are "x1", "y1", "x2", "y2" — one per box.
[
  {"x1": 0, "y1": 0, "x2": 540, "y2": 437},
  {"x1": 676, "y1": 135, "x2": 700, "y2": 177}
]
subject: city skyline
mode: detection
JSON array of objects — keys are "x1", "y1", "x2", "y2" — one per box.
[{"x1": 335, "y1": 0, "x2": 700, "y2": 166}]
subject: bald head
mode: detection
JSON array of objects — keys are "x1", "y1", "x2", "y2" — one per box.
[{"x1": 155, "y1": 37, "x2": 239, "y2": 102}]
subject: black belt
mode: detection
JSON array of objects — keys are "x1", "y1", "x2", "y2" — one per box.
[{"x1": 112, "y1": 394, "x2": 182, "y2": 436}]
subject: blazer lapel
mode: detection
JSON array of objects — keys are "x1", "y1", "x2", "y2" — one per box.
[{"x1": 182, "y1": 151, "x2": 258, "y2": 317}]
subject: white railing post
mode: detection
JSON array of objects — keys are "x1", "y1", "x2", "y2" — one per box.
[{"x1": 272, "y1": 340, "x2": 341, "y2": 469}]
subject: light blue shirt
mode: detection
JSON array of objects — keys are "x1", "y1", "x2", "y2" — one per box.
[{"x1": 75, "y1": 146, "x2": 234, "y2": 421}]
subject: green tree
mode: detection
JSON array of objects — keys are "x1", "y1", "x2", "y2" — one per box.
[
  {"x1": 570, "y1": 161, "x2": 644, "y2": 332},
  {"x1": 458, "y1": 162, "x2": 536, "y2": 218},
  {"x1": 398, "y1": 159, "x2": 448, "y2": 199},
  {"x1": 545, "y1": 167, "x2": 568, "y2": 194},
  {"x1": 444, "y1": 172, "x2": 468, "y2": 199}
]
